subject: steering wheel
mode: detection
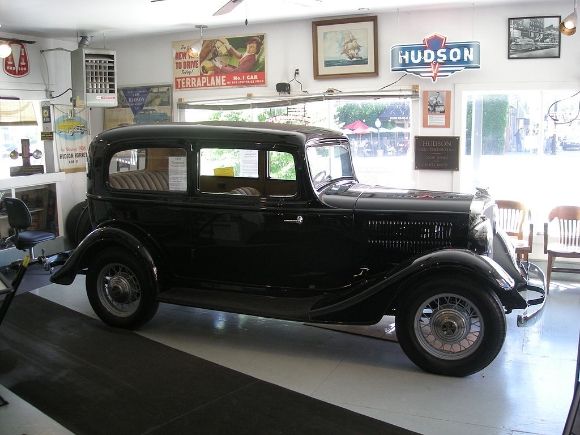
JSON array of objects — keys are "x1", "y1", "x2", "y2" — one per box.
[{"x1": 313, "y1": 170, "x2": 328, "y2": 183}]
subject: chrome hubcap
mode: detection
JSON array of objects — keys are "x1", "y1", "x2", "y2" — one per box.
[
  {"x1": 414, "y1": 293, "x2": 483, "y2": 360},
  {"x1": 97, "y1": 263, "x2": 141, "y2": 317}
]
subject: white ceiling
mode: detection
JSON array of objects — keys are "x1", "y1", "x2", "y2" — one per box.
[{"x1": 0, "y1": 0, "x2": 550, "y2": 41}]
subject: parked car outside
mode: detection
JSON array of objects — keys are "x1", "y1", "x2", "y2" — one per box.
[
  {"x1": 561, "y1": 130, "x2": 580, "y2": 151},
  {"x1": 134, "y1": 108, "x2": 170, "y2": 124},
  {"x1": 51, "y1": 122, "x2": 547, "y2": 377}
]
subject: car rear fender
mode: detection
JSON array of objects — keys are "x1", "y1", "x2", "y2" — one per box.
[
  {"x1": 309, "y1": 249, "x2": 524, "y2": 323},
  {"x1": 50, "y1": 224, "x2": 161, "y2": 289}
]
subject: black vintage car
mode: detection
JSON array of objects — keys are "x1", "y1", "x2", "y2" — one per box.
[{"x1": 51, "y1": 122, "x2": 546, "y2": 376}]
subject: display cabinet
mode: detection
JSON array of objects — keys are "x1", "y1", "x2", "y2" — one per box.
[{"x1": 0, "y1": 173, "x2": 65, "y2": 250}]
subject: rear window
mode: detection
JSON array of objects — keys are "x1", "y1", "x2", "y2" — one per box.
[{"x1": 108, "y1": 147, "x2": 187, "y2": 192}]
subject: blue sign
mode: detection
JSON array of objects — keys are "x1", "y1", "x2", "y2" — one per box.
[
  {"x1": 391, "y1": 34, "x2": 480, "y2": 82},
  {"x1": 121, "y1": 87, "x2": 150, "y2": 116}
]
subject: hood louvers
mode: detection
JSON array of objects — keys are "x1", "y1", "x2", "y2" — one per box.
[{"x1": 367, "y1": 219, "x2": 454, "y2": 253}]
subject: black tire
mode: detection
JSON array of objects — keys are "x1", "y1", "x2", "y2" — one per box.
[
  {"x1": 395, "y1": 277, "x2": 506, "y2": 377},
  {"x1": 86, "y1": 248, "x2": 159, "y2": 329}
]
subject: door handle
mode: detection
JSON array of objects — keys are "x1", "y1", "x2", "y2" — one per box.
[{"x1": 283, "y1": 215, "x2": 303, "y2": 225}]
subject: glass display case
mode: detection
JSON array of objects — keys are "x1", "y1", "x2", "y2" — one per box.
[{"x1": 0, "y1": 173, "x2": 65, "y2": 251}]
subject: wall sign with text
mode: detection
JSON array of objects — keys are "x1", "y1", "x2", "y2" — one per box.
[
  {"x1": 172, "y1": 34, "x2": 266, "y2": 90},
  {"x1": 391, "y1": 34, "x2": 480, "y2": 82},
  {"x1": 414, "y1": 136, "x2": 460, "y2": 171}
]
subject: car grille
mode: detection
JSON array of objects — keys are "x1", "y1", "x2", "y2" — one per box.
[{"x1": 366, "y1": 219, "x2": 454, "y2": 253}]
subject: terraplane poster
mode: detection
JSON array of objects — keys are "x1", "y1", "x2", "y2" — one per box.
[{"x1": 172, "y1": 34, "x2": 266, "y2": 90}]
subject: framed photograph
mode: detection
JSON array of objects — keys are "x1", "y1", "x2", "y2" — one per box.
[
  {"x1": 423, "y1": 90, "x2": 451, "y2": 128},
  {"x1": 312, "y1": 16, "x2": 378, "y2": 79},
  {"x1": 508, "y1": 16, "x2": 561, "y2": 59}
]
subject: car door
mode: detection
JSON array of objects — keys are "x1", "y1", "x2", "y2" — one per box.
[{"x1": 180, "y1": 145, "x2": 355, "y2": 290}]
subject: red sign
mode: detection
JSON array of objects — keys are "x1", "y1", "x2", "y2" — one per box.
[
  {"x1": 172, "y1": 34, "x2": 266, "y2": 90},
  {"x1": 3, "y1": 42, "x2": 30, "y2": 78},
  {"x1": 175, "y1": 71, "x2": 266, "y2": 89}
]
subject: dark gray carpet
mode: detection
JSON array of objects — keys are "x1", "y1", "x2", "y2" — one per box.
[{"x1": 0, "y1": 293, "x2": 416, "y2": 435}]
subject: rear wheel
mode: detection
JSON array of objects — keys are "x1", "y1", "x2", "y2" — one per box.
[
  {"x1": 86, "y1": 248, "x2": 158, "y2": 329},
  {"x1": 396, "y1": 278, "x2": 506, "y2": 376}
]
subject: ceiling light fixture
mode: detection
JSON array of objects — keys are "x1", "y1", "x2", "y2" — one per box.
[
  {"x1": 560, "y1": 0, "x2": 577, "y2": 36},
  {"x1": 186, "y1": 25, "x2": 207, "y2": 59},
  {"x1": 0, "y1": 41, "x2": 11, "y2": 59}
]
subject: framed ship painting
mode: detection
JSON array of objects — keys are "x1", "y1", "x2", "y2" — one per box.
[{"x1": 312, "y1": 16, "x2": 378, "y2": 79}]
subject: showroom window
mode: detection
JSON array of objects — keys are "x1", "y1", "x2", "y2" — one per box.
[
  {"x1": 183, "y1": 97, "x2": 415, "y2": 189},
  {"x1": 108, "y1": 147, "x2": 187, "y2": 192},
  {"x1": 461, "y1": 89, "x2": 580, "y2": 228},
  {"x1": 0, "y1": 100, "x2": 44, "y2": 179}
]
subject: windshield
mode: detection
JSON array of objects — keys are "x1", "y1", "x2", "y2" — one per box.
[{"x1": 306, "y1": 143, "x2": 355, "y2": 188}]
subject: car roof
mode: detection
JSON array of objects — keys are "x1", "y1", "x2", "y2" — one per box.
[{"x1": 96, "y1": 122, "x2": 346, "y2": 149}]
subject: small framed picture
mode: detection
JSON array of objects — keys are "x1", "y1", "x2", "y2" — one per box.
[
  {"x1": 312, "y1": 16, "x2": 378, "y2": 79},
  {"x1": 508, "y1": 16, "x2": 561, "y2": 59},
  {"x1": 423, "y1": 90, "x2": 451, "y2": 128}
]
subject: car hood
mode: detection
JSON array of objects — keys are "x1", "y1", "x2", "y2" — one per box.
[{"x1": 320, "y1": 182, "x2": 474, "y2": 214}]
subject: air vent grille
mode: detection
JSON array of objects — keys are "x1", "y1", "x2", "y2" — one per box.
[{"x1": 367, "y1": 219, "x2": 454, "y2": 253}]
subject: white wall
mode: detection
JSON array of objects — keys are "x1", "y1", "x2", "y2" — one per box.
[
  {"x1": 102, "y1": 2, "x2": 579, "y2": 192},
  {"x1": 2, "y1": 2, "x2": 579, "y2": 230},
  {"x1": 0, "y1": 33, "x2": 88, "y2": 234}
]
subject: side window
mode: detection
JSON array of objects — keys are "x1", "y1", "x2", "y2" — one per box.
[
  {"x1": 266, "y1": 151, "x2": 297, "y2": 197},
  {"x1": 199, "y1": 148, "x2": 261, "y2": 195},
  {"x1": 199, "y1": 148, "x2": 258, "y2": 178},
  {"x1": 109, "y1": 147, "x2": 187, "y2": 192},
  {"x1": 268, "y1": 151, "x2": 296, "y2": 181}
]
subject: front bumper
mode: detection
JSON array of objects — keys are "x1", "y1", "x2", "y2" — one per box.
[{"x1": 516, "y1": 261, "x2": 547, "y2": 327}]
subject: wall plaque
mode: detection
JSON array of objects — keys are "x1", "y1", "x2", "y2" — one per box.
[{"x1": 414, "y1": 136, "x2": 459, "y2": 170}]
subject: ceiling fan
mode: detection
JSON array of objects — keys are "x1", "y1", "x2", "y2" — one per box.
[
  {"x1": 213, "y1": 0, "x2": 322, "y2": 16},
  {"x1": 213, "y1": 0, "x2": 245, "y2": 16}
]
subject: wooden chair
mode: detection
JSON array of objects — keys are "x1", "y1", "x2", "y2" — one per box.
[
  {"x1": 544, "y1": 206, "x2": 580, "y2": 290},
  {"x1": 496, "y1": 199, "x2": 533, "y2": 261}
]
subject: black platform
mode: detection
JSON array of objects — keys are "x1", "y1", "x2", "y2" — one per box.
[{"x1": 0, "y1": 292, "x2": 416, "y2": 434}]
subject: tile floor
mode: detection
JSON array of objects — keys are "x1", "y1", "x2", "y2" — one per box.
[{"x1": 1, "y1": 271, "x2": 579, "y2": 435}]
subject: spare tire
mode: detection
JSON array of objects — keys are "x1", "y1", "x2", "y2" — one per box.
[{"x1": 65, "y1": 200, "x2": 93, "y2": 248}]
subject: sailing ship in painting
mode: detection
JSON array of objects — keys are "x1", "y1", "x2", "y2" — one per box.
[
  {"x1": 323, "y1": 29, "x2": 368, "y2": 67},
  {"x1": 341, "y1": 32, "x2": 362, "y2": 60}
]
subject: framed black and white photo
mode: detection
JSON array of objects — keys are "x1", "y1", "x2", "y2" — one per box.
[{"x1": 508, "y1": 16, "x2": 561, "y2": 59}]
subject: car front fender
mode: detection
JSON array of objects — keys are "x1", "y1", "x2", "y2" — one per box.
[
  {"x1": 310, "y1": 249, "x2": 525, "y2": 323},
  {"x1": 50, "y1": 226, "x2": 159, "y2": 287}
]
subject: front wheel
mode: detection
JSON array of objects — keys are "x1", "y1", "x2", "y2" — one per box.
[
  {"x1": 396, "y1": 278, "x2": 506, "y2": 377},
  {"x1": 86, "y1": 248, "x2": 159, "y2": 329}
]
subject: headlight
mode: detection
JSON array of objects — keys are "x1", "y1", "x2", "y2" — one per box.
[{"x1": 469, "y1": 217, "x2": 494, "y2": 256}]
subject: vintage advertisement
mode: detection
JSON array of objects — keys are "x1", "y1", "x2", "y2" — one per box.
[
  {"x1": 423, "y1": 90, "x2": 451, "y2": 128},
  {"x1": 172, "y1": 34, "x2": 266, "y2": 90},
  {"x1": 104, "y1": 84, "x2": 172, "y2": 130},
  {"x1": 54, "y1": 105, "x2": 90, "y2": 173}
]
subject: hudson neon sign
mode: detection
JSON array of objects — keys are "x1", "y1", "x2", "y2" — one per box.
[{"x1": 391, "y1": 34, "x2": 480, "y2": 82}]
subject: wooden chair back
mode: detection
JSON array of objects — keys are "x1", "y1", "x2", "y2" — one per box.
[
  {"x1": 496, "y1": 199, "x2": 529, "y2": 240},
  {"x1": 546, "y1": 206, "x2": 580, "y2": 248}
]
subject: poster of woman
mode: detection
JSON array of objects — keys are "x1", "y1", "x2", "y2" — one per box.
[{"x1": 173, "y1": 34, "x2": 266, "y2": 90}]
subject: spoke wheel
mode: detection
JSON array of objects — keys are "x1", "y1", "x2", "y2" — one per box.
[
  {"x1": 87, "y1": 248, "x2": 158, "y2": 329},
  {"x1": 414, "y1": 293, "x2": 483, "y2": 360},
  {"x1": 97, "y1": 262, "x2": 142, "y2": 318},
  {"x1": 396, "y1": 277, "x2": 506, "y2": 377}
]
